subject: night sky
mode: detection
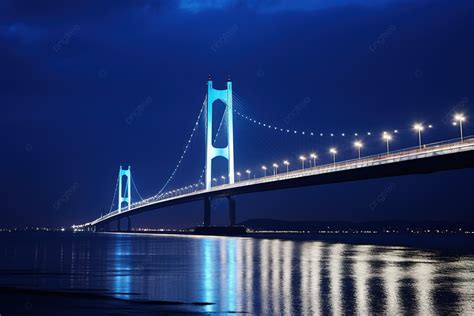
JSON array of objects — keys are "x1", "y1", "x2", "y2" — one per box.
[{"x1": 2, "y1": 0, "x2": 473, "y2": 228}]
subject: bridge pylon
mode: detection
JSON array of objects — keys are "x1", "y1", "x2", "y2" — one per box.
[
  {"x1": 205, "y1": 76, "x2": 235, "y2": 189},
  {"x1": 118, "y1": 165, "x2": 131, "y2": 213}
]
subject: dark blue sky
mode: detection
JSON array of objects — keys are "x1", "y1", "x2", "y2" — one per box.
[{"x1": 1, "y1": 0, "x2": 473, "y2": 228}]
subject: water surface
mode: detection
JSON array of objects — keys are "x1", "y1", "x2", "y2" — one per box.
[{"x1": 0, "y1": 232, "x2": 473, "y2": 314}]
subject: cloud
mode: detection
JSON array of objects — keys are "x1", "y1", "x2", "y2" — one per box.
[
  {"x1": 0, "y1": 22, "x2": 45, "y2": 45},
  {"x1": 178, "y1": 0, "x2": 399, "y2": 12},
  {"x1": 0, "y1": 1, "x2": 167, "y2": 26}
]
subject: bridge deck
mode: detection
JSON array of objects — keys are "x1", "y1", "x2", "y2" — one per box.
[{"x1": 74, "y1": 137, "x2": 474, "y2": 228}]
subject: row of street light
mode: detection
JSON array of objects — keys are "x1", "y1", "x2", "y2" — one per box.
[
  {"x1": 155, "y1": 113, "x2": 467, "y2": 195},
  {"x1": 230, "y1": 113, "x2": 467, "y2": 183}
]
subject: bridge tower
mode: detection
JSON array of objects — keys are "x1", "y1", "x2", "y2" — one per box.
[
  {"x1": 205, "y1": 76, "x2": 235, "y2": 189},
  {"x1": 118, "y1": 165, "x2": 131, "y2": 213},
  {"x1": 202, "y1": 76, "x2": 237, "y2": 228}
]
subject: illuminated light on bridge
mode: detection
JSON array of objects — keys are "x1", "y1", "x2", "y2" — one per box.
[
  {"x1": 383, "y1": 132, "x2": 393, "y2": 154},
  {"x1": 413, "y1": 123, "x2": 424, "y2": 149},
  {"x1": 299, "y1": 156, "x2": 306, "y2": 170},
  {"x1": 354, "y1": 141, "x2": 363, "y2": 159},
  {"x1": 73, "y1": 79, "x2": 474, "y2": 233},
  {"x1": 283, "y1": 160, "x2": 290, "y2": 173},
  {"x1": 329, "y1": 148, "x2": 337, "y2": 166},
  {"x1": 272, "y1": 163, "x2": 279, "y2": 175},
  {"x1": 310, "y1": 153, "x2": 317, "y2": 167},
  {"x1": 453, "y1": 113, "x2": 466, "y2": 142}
]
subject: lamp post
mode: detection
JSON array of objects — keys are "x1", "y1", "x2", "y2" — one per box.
[
  {"x1": 413, "y1": 123, "x2": 424, "y2": 149},
  {"x1": 236, "y1": 172, "x2": 241, "y2": 182},
  {"x1": 299, "y1": 156, "x2": 306, "y2": 170},
  {"x1": 272, "y1": 163, "x2": 279, "y2": 175},
  {"x1": 261, "y1": 165, "x2": 267, "y2": 177},
  {"x1": 453, "y1": 114, "x2": 466, "y2": 142},
  {"x1": 354, "y1": 141, "x2": 363, "y2": 159},
  {"x1": 329, "y1": 148, "x2": 337, "y2": 167},
  {"x1": 383, "y1": 132, "x2": 392, "y2": 154},
  {"x1": 283, "y1": 160, "x2": 290, "y2": 173},
  {"x1": 221, "y1": 175, "x2": 226, "y2": 184},
  {"x1": 246, "y1": 169, "x2": 251, "y2": 180},
  {"x1": 310, "y1": 153, "x2": 317, "y2": 167}
]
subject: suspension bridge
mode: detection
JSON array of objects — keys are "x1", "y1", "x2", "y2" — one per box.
[{"x1": 73, "y1": 77, "x2": 474, "y2": 232}]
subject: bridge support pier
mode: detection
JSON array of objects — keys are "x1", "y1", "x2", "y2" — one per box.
[
  {"x1": 115, "y1": 217, "x2": 131, "y2": 232},
  {"x1": 228, "y1": 196, "x2": 236, "y2": 226},
  {"x1": 202, "y1": 196, "x2": 236, "y2": 227},
  {"x1": 204, "y1": 197, "x2": 211, "y2": 227}
]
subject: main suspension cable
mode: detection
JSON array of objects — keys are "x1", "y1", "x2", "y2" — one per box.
[
  {"x1": 154, "y1": 94, "x2": 207, "y2": 196},
  {"x1": 131, "y1": 174, "x2": 144, "y2": 201},
  {"x1": 108, "y1": 174, "x2": 119, "y2": 214}
]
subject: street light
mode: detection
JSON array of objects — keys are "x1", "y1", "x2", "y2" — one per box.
[
  {"x1": 221, "y1": 175, "x2": 226, "y2": 184},
  {"x1": 283, "y1": 160, "x2": 290, "y2": 173},
  {"x1": 354, "y1": 141, "x2": 363, "y2": 159},
  {"x1": 310, "y1": 153, "x2": 317, "y2": 167},
  {"x1": 236, "y1": 171, "x2": 241, "y2": 182},
  {"x1": 212, "y1": 178, "x2": 217, "y2": 186},
  {"x1": 246, "y1": 169, "x2": 251, "y2": 180},
  {"x1": 413, "y1": 123, "x2": 424, "y2": 149},
  {"x1": 329, "y1": 148, "x2": 337, "y2": 167},
  {"x1": 261, "y1": 165, "x2": 267, "y2": 177},
  {"x1": 299, "y1": 155, "x2": 306, "y2": 170},
  {"x1": 383, "y1": 132, "x2": 392, "y2": 154},
  {"x1": 453, "y1": 113, "x2": 466, "y2": 142},
  {"x1": 272, "y1": 163, "x2": 279, "y2": 175}
]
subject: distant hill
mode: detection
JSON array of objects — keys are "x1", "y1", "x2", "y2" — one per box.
[{"x1": 238, "y1": 218, "x2": 474, "y2": 233}]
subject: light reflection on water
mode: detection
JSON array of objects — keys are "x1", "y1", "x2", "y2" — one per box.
[{"x1": 0, "y1": 232, "x2": 473, "y2": 314}]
